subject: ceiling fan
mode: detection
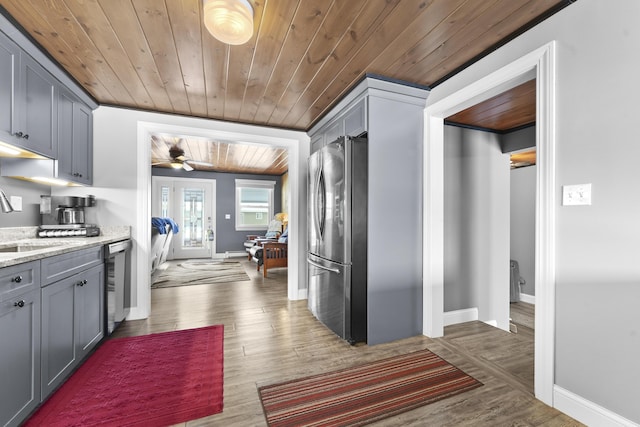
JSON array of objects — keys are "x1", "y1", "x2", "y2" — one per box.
[{"x1": 152, "y1": 139, "x2": 213, "y2": 171}]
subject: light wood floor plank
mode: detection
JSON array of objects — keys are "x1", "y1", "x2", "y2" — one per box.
[{"x1": 111, "y1": 260, "x2": 581, "y2": 426}]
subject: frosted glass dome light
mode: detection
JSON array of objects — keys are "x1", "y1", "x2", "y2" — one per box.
[{"x1": 203, "y1": 0, "x2": 254, "y2": 45}]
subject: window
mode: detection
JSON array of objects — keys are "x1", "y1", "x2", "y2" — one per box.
[{"x1": 235, "y1": 179, "x2": 275, "y2": 231}]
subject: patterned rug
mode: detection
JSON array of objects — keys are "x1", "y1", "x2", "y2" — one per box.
[
  {"x1": 24, "y1": 326, "x2": 224, "y2": 427},
  {"x1": 258, "y1": 349, "x2": 482, "y2": 427},
  {"x1": 152, "y1": 259, "x2": 250, "y2": 288}
]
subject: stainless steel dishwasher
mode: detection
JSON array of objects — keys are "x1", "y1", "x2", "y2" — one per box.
[{"x1": 104, "y1": 239, "x2": 131, "y2": 335}]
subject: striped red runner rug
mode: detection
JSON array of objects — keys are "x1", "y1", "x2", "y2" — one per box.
[{"x1": 258, "y1": 348, "x2": 482, "y2": 427}]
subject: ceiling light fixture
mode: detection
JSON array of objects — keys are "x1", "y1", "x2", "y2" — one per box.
[
  {"x1": 203, "y1": 0, "x2": 254, "y2": 45},
  {"x1": 170, "y1": 160, "x2": 184, "y2": 169}
]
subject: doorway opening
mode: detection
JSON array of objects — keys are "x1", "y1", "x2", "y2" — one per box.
[
  {"x1": 423, "y1": 42, "x2": 556, "y2": 405},
  {"x1": 151, "y1": 176, "x2": 216, "y2": 261}
]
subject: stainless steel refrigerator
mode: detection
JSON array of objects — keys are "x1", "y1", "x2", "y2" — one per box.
[{"x1": 307, "y1": 136, "x2": 367, "y2": 344}]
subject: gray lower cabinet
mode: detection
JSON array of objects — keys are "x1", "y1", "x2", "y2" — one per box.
[
  {"x1": 0, "y1": 245, "x2": 105, "y2": 426},
  {"x1": 0, "y1": 261, "x2": 41, "y2": 427},
  {"x1": 41, "y1": 249, "x2": 104, "y2": 398}
]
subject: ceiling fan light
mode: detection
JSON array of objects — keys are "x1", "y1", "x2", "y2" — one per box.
[
  {"x1": 203, "y1": 0, "x2": 253, "y2": 45},
  {"x1": 170, "y1": 161, "x2": 183, "y2": 169}
]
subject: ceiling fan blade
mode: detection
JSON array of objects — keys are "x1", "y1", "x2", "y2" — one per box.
[
  {"x1": 152, "y1": 161, "x2": 170, "y2": 166},
  {"x1": 182, "y1": 162, "x2": 194, "y2": 171},
  {"x1": 187, "y1": 160, "x2": 214, "y2": 166}
]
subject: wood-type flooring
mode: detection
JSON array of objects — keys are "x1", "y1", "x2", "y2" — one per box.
[{"x1": 112, "y1": 259, "x2": 582, "y2": 426}]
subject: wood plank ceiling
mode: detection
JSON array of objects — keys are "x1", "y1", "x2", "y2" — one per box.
[{"x1": 0, "y1": 0, "x2": 571, "y2": 172}]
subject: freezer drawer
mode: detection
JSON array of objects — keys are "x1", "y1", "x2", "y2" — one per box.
[{"x1": 307, "y1": 254, "x2": 351, "y2": 341}]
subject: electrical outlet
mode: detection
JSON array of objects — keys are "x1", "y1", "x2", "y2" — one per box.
[{"x1": 562, "y1": 183, "x2": 592, "y2": 206}]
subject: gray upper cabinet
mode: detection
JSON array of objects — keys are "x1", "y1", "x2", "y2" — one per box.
[
  {"x1": 0, "y1": 30, "x2": 57, "y2": 158},
  {"x1": 0, "y1": 23, "x2": 95, "y2": 184},
  {"x1": 19, "y1": 54, "x2": 58, "y2": 158},
  {"x1": 57, "y1": 88, "x2": 93, "y2": 185},
  {"x1": 0, "y1": 261, "x2": 41, "y2": 427},
  {"x1": 0, "y1": 31, "x2": 20, "y2": 146},
  {"x1": 309, "y1": 97, "x2": 367, "y2": 153}
]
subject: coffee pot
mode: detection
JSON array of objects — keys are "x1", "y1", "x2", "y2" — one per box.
[{"x1": 40, "y1": 195, "x2": 96, "y2": 226}]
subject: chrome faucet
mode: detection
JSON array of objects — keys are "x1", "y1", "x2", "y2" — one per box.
[{"x1": 0, "y1": 188, "x2": 14, "y2": 213}]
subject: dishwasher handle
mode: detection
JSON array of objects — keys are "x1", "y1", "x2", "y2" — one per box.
[{"x1": 105, "y1": 239, "x2": 131, "y2": 257}]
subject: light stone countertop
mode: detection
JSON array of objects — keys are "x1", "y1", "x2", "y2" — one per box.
[{"x1": 0, "y1": 226, "x2": 131, "y2": 268}]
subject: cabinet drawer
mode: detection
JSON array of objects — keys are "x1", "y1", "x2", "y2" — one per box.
[
  {"x1": 0, "y1": 261, "x2": 39, "y2": 301},
  {"x1": 41, "y1": 246, "x2": 103, "y2": 286}
]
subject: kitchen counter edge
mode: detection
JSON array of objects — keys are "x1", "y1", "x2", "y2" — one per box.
[{"x1": 0, "y1": 226, "x2": 131, "y2": 268}]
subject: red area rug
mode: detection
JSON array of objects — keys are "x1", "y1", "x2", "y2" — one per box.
[
  {"x1": 25, "y1": 325, "x2": 224, "y2": 427},
  {"x1": 258, "y1": 348, "x2": 482, "y2": 427}
]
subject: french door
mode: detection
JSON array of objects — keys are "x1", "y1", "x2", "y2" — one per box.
[{"x1": 152, "y1": 177, "x2": 216, "y2": 259}]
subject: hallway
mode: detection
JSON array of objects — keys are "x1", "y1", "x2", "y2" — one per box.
[{"x1": 113, "y1": 260, "x2": 579, "y2": 426}]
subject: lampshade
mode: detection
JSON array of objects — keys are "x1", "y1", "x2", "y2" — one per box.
[
  {"x1": 275, "y1": 212, "x2": 288, "y2": 225},
  {"x1": 203, "y1": 0, "x2": 254, "y2": 45}
]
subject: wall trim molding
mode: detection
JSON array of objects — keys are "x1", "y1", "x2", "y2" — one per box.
[
  {"x1": 519, "y1": 293, "x2": 535, "y2": 305},
  {"x1": 554, "y1": 386, "x2": 639, "y2": 427},
  {"x1": 443, "y1": 308, "x2": 479, "y2": 326}
]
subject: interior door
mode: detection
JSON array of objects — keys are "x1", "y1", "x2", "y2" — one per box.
[{"x1": 152, "y1": 177, "x2": 216, "y2": 259}]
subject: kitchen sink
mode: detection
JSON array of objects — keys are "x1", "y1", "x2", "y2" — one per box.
[{"x1": 0, "y1": 243, "x2": 64, "y2": 253}]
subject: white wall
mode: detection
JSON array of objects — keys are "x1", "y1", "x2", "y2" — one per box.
[
  {"x1": 510, "y1": 165, "x2": 536, "y2": 296},
  {"x1": 428, "y1": 0, "x2": 640, "y2": 423},
  {"x1": 84, "y1": 106, "x2": 308, "y2": 319},
  {"x1": 443, "y1": 126, "x2": 510, "y2": 328}
]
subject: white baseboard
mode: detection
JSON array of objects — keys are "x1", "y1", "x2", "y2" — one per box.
[
  {"x1": 223, "y1": 251, "x2": 247, "y2": 258},
  {"x1": 443, "y1": 307, "x2": 478, "y2": 326},
  {"x1": 126, "y1": 306, "x2": 148, "y2": 321},
  {"x1": 519, "y1": 292, "x2": 535, "y2": 304},
  {"x1": 554, "y1": 385, "x2": 639, "y2": 427},
  {"x1": 297, "y1": 288, "x2": 308, "y2": 300}
]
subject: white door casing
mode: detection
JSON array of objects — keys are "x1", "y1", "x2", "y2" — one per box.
[{"x1": 423, "y1": 42, "x2": 557, "y2": 405}]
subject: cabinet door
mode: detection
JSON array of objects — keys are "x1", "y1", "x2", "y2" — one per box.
[
  {"x1": 41, "y1": 276, "x2": 76, "y2": 398},
  {"x1": 344, "y1": 99, "x2": 366, "y2": 137},
  {"x1": 57, "y1": 87, "x2": 93, "y2": 185},
  {"x1": 324, "y1": 120, "x2": 343, "y2": 144},
  {"x1": 18, "y1": 54, "x2": 57, "y2": 158},
  {"x1": 71, "y1": 101, "x2": 93, "y2": 185},
  {"x1": 310, "y1": 133, "x2": 324, "y2": 154},
  {"x1": 0, "y1": 289, "x2": 41, "y2": 427},
  {"x1": 0, "y1": 32, "x2": 20, "y2": 143},
  {"x1": 56, "y1": 88, "x2": 75, "y2": 182},
  {"x1": 75, "y1": 264, "x2": 104, "y2": 358}
]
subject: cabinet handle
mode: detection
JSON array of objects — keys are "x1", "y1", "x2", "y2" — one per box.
[
  {"x1": 12, "y1": 275, "x2": 22, "y2": 283},
  {"x1": 77, "y1": 279, "x2": 87, "y2": 287},
  {"x1": 14, "y1": 131, "x2": 23, "y2": 138},
  {"x1": 14, "y1": 300, "x2": 25, "y2": 308},
  {"x1": 23, "y1": 134, "x2": 29, "y2": 140}
]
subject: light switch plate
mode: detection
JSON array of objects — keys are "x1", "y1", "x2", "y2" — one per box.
[
  {"x1": 562, "y1": 183, "x2": 592, "y2": 206},
  {"x1": 10, "y1": 196, "x2": 22, "y2": 211},
  {"x1": 225, "y1": 214, "x2": 231, "y2": 219}
]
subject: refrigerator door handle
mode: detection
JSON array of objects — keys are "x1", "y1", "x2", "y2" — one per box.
[
  {"x1": 307, "y1": 258, "x2": 340, "y2": 274},
  {"x1": 317, "y1": 168, "x2": 326, "y2": 239}
]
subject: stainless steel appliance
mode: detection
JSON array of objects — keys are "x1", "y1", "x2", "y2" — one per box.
[
  {"x1": 104, "y1": 239, "x2": 131, "y2": 335},
  {"x1": 38, "y1": 224, "x2": 100, "y2": 238},
  {"x1": 308, "y1": 136, "x2": 367, "y2": 344},
  {"x1": 39, "y1": 195, "x2": 99, "y2": 238},
  {"x1": 40, "y1": 195, "x2": 96, "y2": 225}
]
